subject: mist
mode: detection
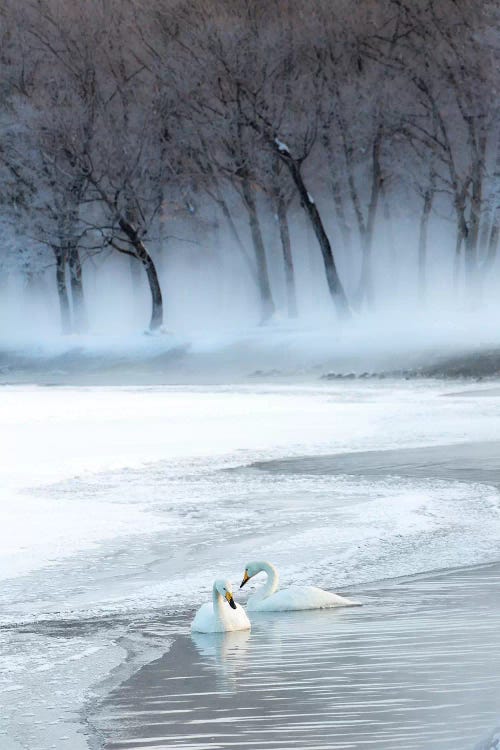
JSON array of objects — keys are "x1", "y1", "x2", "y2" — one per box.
[
  {"x1": 4, "y1": 5, "x2": 500, "y2": 750},
  {"x1": 1, "y1": 0, "x2": 500, "y2": 379}
]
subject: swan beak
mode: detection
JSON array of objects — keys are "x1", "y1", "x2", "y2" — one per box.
[
  {"x1": 240, "y1": 570, "x2": 250, "y2": 589},
  {"x1": 225, "y1": 591, "x2": 237, "y2": 609}
]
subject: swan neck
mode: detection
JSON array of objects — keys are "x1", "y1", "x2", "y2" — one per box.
[
  {"x1": 212, "y1": 584, "x2": 224, "y2": 624},
  {"x1": 258, "y1": 562, "x2": 279, "y2": 599}
]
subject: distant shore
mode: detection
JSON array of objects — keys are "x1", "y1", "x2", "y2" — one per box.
[{"x1": 3, "y1": 333, "x2": 500, "y2": 385}]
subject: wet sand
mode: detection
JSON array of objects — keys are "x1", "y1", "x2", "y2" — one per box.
[{"x1": 94, "y1": 562, "x2": 500, "y2": 750}]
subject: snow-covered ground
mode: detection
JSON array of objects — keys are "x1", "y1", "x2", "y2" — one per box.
[
  {"x1": 4, "y1": 313, "x2": 500, "y2": 385},
  {"x1": 2, "y1": 381, "x2": 500, "y2": 749}
]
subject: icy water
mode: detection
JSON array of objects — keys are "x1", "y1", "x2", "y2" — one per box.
[
  {"x1": 252, "y1": 440, "x2": 500, "y2": 484},
  {"x1": 95, "y1": 563, "x2": 500, "y2": 750},
  {"x1": 3, "y1": 382, "x2": 500, "y2": 750}
]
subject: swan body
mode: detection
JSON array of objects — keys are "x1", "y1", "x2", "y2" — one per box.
[
  {"x1": 240, "y1": 561, "x2": 360, "y2": 612},
  {"x1": 191, "y1": 579, "x2": 251, "y2": 633}
]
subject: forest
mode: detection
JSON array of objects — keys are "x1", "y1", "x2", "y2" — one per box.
[{"x1": 0, "y1": 0, "x2": 498, "y2": 336}]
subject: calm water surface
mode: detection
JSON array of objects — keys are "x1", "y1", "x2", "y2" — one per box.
[{"x1": 95, "y1": 563, "x2": 500, "y2": 750}]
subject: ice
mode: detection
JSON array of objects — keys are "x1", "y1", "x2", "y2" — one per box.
[
  {"x1": 0, "y1": 490, "x2": 169, "y2": 580},
  {"x1": 2, "y1": 381, "x2": 500, "y2": 749},
  {"x1": 96, "y1": 564, "x2": 500, "y2": 749}
]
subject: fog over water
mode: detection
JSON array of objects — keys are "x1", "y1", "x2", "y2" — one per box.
[
  {"x1": 2, "y1": 3, "x2": 500, "y2": 750},
  {"x1": 2, "y1": 220, "x2": 500, "y2": 353},
  {"x1": 2, "y1": 2, "x2": 500, "y2": 375}
]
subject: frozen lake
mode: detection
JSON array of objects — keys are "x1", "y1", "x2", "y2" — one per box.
[
  {"x1": 96, "y1": 562, "x2": 500, "y2": 750},
  {"x1": 1, "y1": 381, "x2": 500, "y2": 749}
]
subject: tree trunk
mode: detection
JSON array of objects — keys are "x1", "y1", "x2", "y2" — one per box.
[
  {"x1": 482, "y1": 129, "x2": 500, "y2": 279},
  {"x1": 417, "y1": 193, "x2": 433, "y2": 302},
  {"x1": 275, "y1": 192, "x2": 297, "y2": 318},
  {"x1": 130, "y1": 252, "x2": 142, "y2": 287},
  {"x1": 276, "y1": 147, "x2": 350, "y2": 317},
  {"x1": 355, "y1": 130, "x2": 383, "y2": 308},
  {"x1": 465, "y1": 194, "x2": 481, "y2": 300},
  {"x1": 216, "y1": 188, "x2": 257, "y2": 284},
  {"x1": 241, "y1": 177, "x2": 276, "y2": 323},
  {"x1": 331, "y1": 176, "x2": 352, "y2": 253},
  {"x1": 118, "y1": 217, "x2": 164, "y2": 330},
  {"x1": 417, "y1": 171, "x2": 436, "y2": 302},
  {"x1": 461, "y1": 124, "x2": 486, "y2": 301},
  {"x1": 356, "y1": 250, "x2": 373, "y2": 309},
  {"x1": 68, "y1": 242, "x2": 87, "y2": 332},
  {"x1": 53, "y1": 246, "x2": 71, "y2": 334},
  {"x1": 483, "y1": 219, "x2": 500, "y2": 275},
  {"x1": 381, "y1": 183, "x2": 397, "y2": 292},
  {"x1": 198, "y1": 135, "x2": 257, "y2": 282},
  {"x1": 453, "y1": 230, "x2": 464, "y2": 292},
  {"x1": 322, "y1": 129, "x2": 352, "y2": 253}
]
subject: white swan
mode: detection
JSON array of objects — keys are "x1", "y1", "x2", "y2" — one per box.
[
  {"x1": 191, "y1": 578, "x2": 251, "y2": 633},
  {"x1": 240, "y1": 561, "x2": 360, "y2": 612}
]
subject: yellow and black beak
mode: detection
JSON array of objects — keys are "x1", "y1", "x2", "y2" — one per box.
[
  {"x1": 225, "y1": 591, "x2": 237, "y2": 609},
  {"x1": 240, "y1": 570, "x2": 250, "y2": 589}
]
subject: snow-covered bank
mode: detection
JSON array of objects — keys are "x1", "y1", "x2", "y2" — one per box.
[
  {"x1": 2, "y1": 380, "x2": 500, "y2": 583},
  {"x1": 4, "y1": 312, "x2": 500, "y2": 385},
  {"x1": 2, "y1": 381, "x2": 500, "y2": 750}
]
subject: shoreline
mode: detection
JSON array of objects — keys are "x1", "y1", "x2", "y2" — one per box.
[
  {"x1": 251, "y1": 439, "x2": 500, "y2": 486},
  {"x1": 2, "y1": 382, "x2": 500, "y2": 750},
  {"x1": 3, "y1": 333, "x2": 500, "y2": 386},
  {"x1": 92, "y1": 560, "x2": 500, "y2": 750}
]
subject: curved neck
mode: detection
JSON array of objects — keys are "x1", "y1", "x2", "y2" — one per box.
[
  {"x1": 212, "y1": 584, "x2": 224, "y2": 624},
  {"x1": 252, "y1": 562, "x2": 279, "y2": 600}
]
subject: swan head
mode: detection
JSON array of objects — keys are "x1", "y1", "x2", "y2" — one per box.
[
  {"x1": 215, "y1": 579, "x2": 237, "y2": 609},
  {"x1": 240, "y1": 561, "x2": 263, "y2": 588}
]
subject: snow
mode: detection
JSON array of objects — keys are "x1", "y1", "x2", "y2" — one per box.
[
  {"x1": 2, "y1": 380, "x2": 500, "y2": 590},
  {"x1": 0, "y1": 490, "x2": 168, "y2": 581},
  {"x1": 2, "y1": 380, "x2": 500, "y2": 749},
  {"x1": 274, "y1": 136, "x2": 290, "y2": 154}
]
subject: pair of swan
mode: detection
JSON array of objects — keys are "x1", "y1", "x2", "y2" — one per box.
[{"x1": 191, "y1": 561, "x2": 359, "y2": 633}]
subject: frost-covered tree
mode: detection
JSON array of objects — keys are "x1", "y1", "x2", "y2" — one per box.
[{"x1": 1, "y1": 0, "x2": 500, "y2": 333}]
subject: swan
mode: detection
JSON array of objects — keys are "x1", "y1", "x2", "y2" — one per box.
[
  {"x1": 240, "y1": 561, "x2": 360, "y2": 612},
  {"x1": 191, "y1": 578, "x2": 251, "y2": 633}
]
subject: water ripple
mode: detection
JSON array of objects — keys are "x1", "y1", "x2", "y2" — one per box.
[{"x1": 95, "y1": 563, "x2": 500, "y2": 749}]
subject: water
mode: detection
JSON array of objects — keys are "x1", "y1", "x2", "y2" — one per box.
[
  {"x1": 95, "y1": 563, "x2": 500, "y2": 750},
  {"x1": 3, "y1": 382, "x2": 500, "y2": 749},
  {"x1": 252, "y1": 440, "x2": 500, "y2": 484}
]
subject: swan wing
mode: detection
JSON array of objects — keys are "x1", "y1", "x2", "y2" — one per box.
[
  {"x1": 228, "y1": 602, "x2": 251, "y2": 631},
  {"x1": 306, "y1": 586, "x2": 361, "y2": 607},
  {"x1": 191, "y1": 601, "x2": 251, "y2": 632},
  {"x1": 251, "y1": 586, "x2": 360, "y2": 612},
  {"x1": 191, "y1": 602, "x2": 215, "y2": 633}
]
